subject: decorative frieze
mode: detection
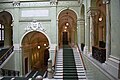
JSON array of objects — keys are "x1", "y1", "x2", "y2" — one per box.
[{"x1": 25, "y1": 20, "x2": 46, "y2": 32}]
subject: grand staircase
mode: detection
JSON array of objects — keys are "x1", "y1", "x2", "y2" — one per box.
[{"x1": 54, "y1": 45, "x2": 87, "y2": 80}]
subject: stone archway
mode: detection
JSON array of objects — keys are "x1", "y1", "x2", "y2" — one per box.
[
  {"x1": 0, "y1": 11, "x2": 13, "y2": 48},
  {"x1": 58, "y1": 9, "x2": 77, "y2": 48},
  {"x1": 21, "y1": 31, "x2": 49, "y2": 74}
]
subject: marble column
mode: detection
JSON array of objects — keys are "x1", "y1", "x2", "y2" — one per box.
[
  {"x1": 85, "y1": 7, "x2": 99, "y2": 53},
  {"x1": 80, "y1": 19, "x2": 85, "y2": 44},
  {"x1": 87, "y1": 16, "x2": 90, "y2": 52},
  {"x1": 77, "y1": 18, "x2": 81, "y2": 46},
  {"x1": 103, "y1": 0, "x2": 111, "y2": 60},
  {"x1": 89, "y1": 8, "x2": 99, "y2": 52},
  {"x1": 84, "y1": 15, "x2": 90, "y2": 54}
]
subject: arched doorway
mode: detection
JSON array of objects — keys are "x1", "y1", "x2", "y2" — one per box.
[
  {"x1": 0, "y1": 11, "x2": 13, "y2": 48},
  {"x1": 91, "y1": 0, "x2": 106, "y2": 63},
  {"x1": 21, "y1": 31, "x2": 49, "y2": 74},
  {"x1": 58, "y1": 9, "x2": 77, "y2": 48}
]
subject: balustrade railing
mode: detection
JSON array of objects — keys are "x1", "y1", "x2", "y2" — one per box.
[
  {"x1": 92, "y1": 46, "x2": 106, "y2": 63},
  {"x1": 1, "y1": 68, "x2": 19, "y2": 76},
  {"x1": 0, "y1": 46, "x2": 14, "y2": 65}
]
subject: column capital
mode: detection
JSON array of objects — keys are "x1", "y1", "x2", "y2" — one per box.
[
  {"x1": 50, "y1": 0, "x2": 58, "y2": 5},
  {"x1": 13, "y1": 1, "x2": 20, "y2": 7},
  {"x1": 103, "y1": 0, "x2": 111, "y2": 4},
  {"x1": 87, "y1": 7, "x2": 100, "y2": 17}
]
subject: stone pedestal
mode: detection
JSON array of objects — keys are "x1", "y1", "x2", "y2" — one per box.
[{"x1": 47, "y1": 59, "x2": 53, "y2": 79}]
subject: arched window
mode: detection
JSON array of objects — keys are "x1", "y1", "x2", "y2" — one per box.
[
  {"x1": 0, "y1": 24, "x2": 4, "y2": 41},
  {"x1": 0, "y1": 24, "x2": 4, "y2": 47}
]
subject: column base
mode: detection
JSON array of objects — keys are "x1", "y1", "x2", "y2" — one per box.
[
  {"x1": 83, "y1": 46, "x2": 89, "y2": 54},
  {"x1": 105, "y1": 56, "x2": 120, "y2": 79}
]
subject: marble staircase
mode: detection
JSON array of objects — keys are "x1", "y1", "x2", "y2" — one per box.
[{"x1": 54, "y1": 47, "x2": 87, "y2": 80}]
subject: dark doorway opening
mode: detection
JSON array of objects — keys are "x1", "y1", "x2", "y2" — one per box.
[
  {"x1": 63, "y1": 32, "x2": 68, "y2": 45},
  {"x1": 25, "y1": 57, "x2": 28, "y2": 74}
]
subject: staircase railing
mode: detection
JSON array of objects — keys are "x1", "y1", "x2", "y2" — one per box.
[
  {"x1": 92, "y1": 46, "x2": 106, "y2": 63},
  {"x1": 0, "y1": 46, "x2": 14, "y2": 65},
  {"x1": 1, "y1": 68, "x2": 19, "y2": 76},
  {"x1": 77, "y1": 44, "x2": 86, "y2": 70},
  {"x1": 43, "y1": 70, "x2": 48, "y2": 78}
]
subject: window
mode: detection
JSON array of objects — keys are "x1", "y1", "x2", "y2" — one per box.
[{"x1": 0, "y1": 24, "x2": 4, "y2": 41}]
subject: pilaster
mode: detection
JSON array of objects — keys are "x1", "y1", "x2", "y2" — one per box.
[
  {"x1": 103, "y1": 0, "x2": 120, "y2": 79},
  {"x1": 4, "y1": 26, "x2": 12, "y2": 48},
  {"x1": 79, "y1": 19, "x2": 85, "y2": 44},
  {"x1": 103, "y1": 0, "x2": 111, "y2": 60},
  {"x1": 84, "y1": 7, "x2": 99, "y2": 54}
]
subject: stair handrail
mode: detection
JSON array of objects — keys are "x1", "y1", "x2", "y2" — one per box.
[
  {"x1": 0, "y1": 46, "x2": 14, "y2": 65},
  {"x1": 77, "y1": 44, "x2": 86, "y2": 70},
  {"x1": 43, "y1": 70, "x2": 48, "y2": 78}
]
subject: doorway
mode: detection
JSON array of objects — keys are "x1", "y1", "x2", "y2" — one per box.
[
  {"x1": 58, "y1": 9, "x2": 77, "y2": 48},
  {"x1": 63, "y1": 32, "x2": 68, "y2": 45},
  {"x1": 25, "y1": 57, "x2": 28, "y2": 74}
]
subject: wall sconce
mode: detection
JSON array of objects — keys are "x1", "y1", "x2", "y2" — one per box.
[
  {"x1": 38, "y1": 45, "x2": 41, "y2": 49},
  {"x1": 65, "y1": 26, "x2": 67, "y2": 29},
  {"x1": 64, "y1": 30, "x2": 67, "y2": 32},
  {"x1": 44, "y1": 44, "x2": 47, "y2": 46},
  {"x1": 99, "y1": 17, "x2": 103, "y2": 22},
  {"x1": 66, "y1": 22, "x2": 69, "y2": 26}
]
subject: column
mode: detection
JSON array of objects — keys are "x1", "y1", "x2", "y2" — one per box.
[
  {"x1": 90, "y1": 16, "x2": 93, "y2": 52},
  {"x1": 87, "y1": 16, "x2": 90, "y2": 52},
  {"x1": 80, "y1": 19, "x2": 85, "y2": 44},
  {"x1": 13, "y1": 1, "x2": 22, "y2": 76},
  {"x1": 84, "y1": 15, "x2": 90, "y2": 54},
  {"x1": 77, "y1": 18, "x2": 81, "y2": 47},
  {"x1": 89, "y1": 8, "x2": 99, "y2": 52},
  {"x1": 4, "y1": 25, "x2": 12, "y2": 48},
  {"x1": 50, "y1": 3, "x2": 57, "y2": 64},
  {"x1": 103, "y1": 0, "x2": 111, "y2": 60}
]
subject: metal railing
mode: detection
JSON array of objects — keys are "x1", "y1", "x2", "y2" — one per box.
[
  {"x1": 0, "y1": 46, "x2": 14, "y2": 65},
  {"x1": 1, "y1": 68, "x2": 19, "y2": 76}
]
